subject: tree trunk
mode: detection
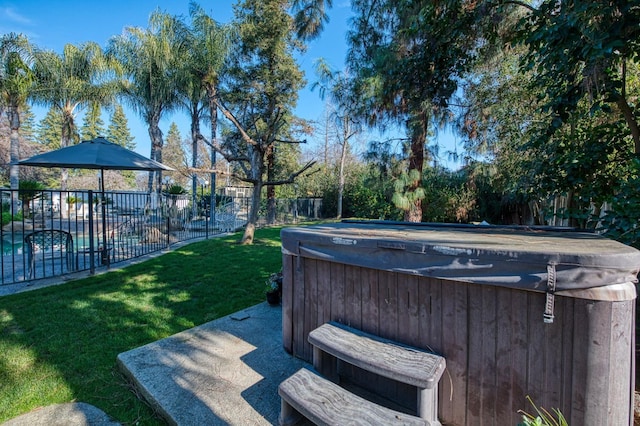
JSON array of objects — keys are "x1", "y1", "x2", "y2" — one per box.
[
  {"x1": 337, "y1": 153, "x2": 345, "y2": 219},
  {"x1": 617, "y1": 60, "x2": 640, "y2": 155},
  {"x1": 155, "y1": 145, "x2": 163, "y2": 193},
  {"x1": 241, "y1": 146, "x2": 265, "y2": 245},
  {"x1": 266, "y1": 186, "x2": 276, "y2": 224},
  {"x1": 616, "y1": 96, "x2": 640, "y2": 155},
  {"x1": 191, "y1": 113, "x2": 200, "y2": 219},
  {"x1": 404, "y1": 112, "x2": 427, "y2": 222},
  {"x1": 7, "y1": 104, "x2": 20, "y2": 213},
  {"x1": 147, "y1": 144, "x2": 156, "y2": 194},
  {"x1": 208, "y1": 85, "x2": 218, "y2": 227},
  {"x1": 241, "y1": 180, "x2": 262, "y2": 245},
  {"x1": 337, "y1": 122, "x2": 349, "y2": 219},
  {"x1": 60, "y1": 109, "x2": 74, "y2": 191},
  {"x1": 148, "y1": 121, "x2": 164, "y2": 193},
  {"x1": 266, "y1": 144, "x2": 276, "y2": 224}
]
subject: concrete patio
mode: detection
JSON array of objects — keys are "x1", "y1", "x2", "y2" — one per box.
[{"x1": 117, "y1": 302, "x2": 310, "y2": 425}]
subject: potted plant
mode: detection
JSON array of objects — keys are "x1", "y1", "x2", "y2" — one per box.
[{"x1": 265, "y1": 271, "x2": 283, "y2": 306}]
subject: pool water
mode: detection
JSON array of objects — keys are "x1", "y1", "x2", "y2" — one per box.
[
  {"x1": 2, "y1": 236, "x2": 24, "y2": 256},
  {"x1": 2, "y1": 234, "x2": 95, "y2": 256}
]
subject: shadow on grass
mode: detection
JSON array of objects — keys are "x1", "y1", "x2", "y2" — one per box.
[{"x1": 0, "y1": 227, "x2": 286, "y2": 425}]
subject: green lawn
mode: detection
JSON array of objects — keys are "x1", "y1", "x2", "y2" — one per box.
[{"x1": 0, "y1": 226, "x2": 286, "y2": 425}]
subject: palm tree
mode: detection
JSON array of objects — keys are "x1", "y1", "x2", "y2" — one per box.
[
  {"x1": 175, "y1": 73, "x2": 206, "y2": 217},
  {"x1": 174, "y1": 9, "x2": 208, "y2": 217},
  {"x1": 108, "y1": 10, "x2": 189, "y2": 193},
  {"x1": 187, "y1": 2, "x2": 233, "y2": 220},
  {"x1": 32, "y1": 42, "x2": 119, "y2": 189},
  {"x1": 0, "y1": 33, "x2": 35, "y2": 204}
]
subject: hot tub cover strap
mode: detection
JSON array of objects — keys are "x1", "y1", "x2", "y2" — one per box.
[{"x1": 544, "y1": 264, "x2": 557, "y2": 323}]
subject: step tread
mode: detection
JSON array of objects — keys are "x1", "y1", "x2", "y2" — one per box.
[
  {"x1": 308, "y1": 322, "x2": 445, "y2": 389},
  {"x1": 279, "y1": 368, "x2": 427, "y2": 426}
]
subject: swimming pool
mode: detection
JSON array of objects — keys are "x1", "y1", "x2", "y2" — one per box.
[{"x1": 1, "y1": 233, "x2": 96, "y2": 256}]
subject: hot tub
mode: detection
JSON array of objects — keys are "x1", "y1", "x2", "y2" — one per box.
[{"x1": 281, "y1": 221, "x2": 640, "y2": 426}]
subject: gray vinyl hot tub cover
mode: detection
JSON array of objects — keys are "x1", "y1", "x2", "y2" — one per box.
[{"x1": 281, "y1": 221, "x2": 640, "y2": 299}]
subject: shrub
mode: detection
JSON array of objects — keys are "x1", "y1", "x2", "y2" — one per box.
[
  {"x1": 597, "y1": 159, "x2": 640, "y2": 249},
  {"x1": 166, "y1": 184, "x2": 187, "y2": 195},
  {"x1": 1, "y1": 210, "x2": 22, "y2": 226}
]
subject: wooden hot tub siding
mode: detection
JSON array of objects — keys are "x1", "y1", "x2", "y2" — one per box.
[{"x1": 281, "y1": 255, "x2": 635, "y2": 426}]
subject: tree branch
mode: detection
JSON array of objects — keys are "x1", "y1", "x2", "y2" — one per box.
[
  {"x1": 212, "y1": 96, "x2": 259, "y2": 147},
  {"x1": 196, "y1": 132, "x2": 210, "y2": 147},
  {"x1": 275, "y1": 138, "x2": 308, "y2": 144},
  {"x1": 264, "y1": 160, "x2": 317, "y2": 186}
]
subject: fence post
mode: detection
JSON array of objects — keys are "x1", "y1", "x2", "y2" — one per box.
[
  {"x1": 166, "y1": 198, "x2": 171, "y2": 248},
  {"x1": 88, "y1": 190, "x2": 95, "y2": 275}
]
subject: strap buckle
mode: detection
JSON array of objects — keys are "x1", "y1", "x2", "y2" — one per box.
[{"x1": 544, "y1": 263, "x2": 556, "y2": 324}]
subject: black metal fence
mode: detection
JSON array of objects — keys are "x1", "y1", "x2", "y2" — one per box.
[{"x1": 0, "y1": 189, "x2": 322, "y2": 286}]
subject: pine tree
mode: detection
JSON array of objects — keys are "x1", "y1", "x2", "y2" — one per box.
[
  {"x1": 18, "y1": 105, "x2": 36, "y2": 144},
  {"x1": 37, "y1": 107, "x2": 63, "y2": 148},
  {"x1": 215, "y1": 0, "x2": 310, "y2": 243},
  {"x1": 80, "y1": 102, "x2": 105, "y2": 140},
  {"x1": 106, "y1": 104, "x2": 135, "y2": 149},
  {"x1": 163, "y1": 122, "x2": 186, "y2": 185}
]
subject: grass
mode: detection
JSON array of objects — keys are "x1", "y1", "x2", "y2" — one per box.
[{"x1": 0, "y1": 226, "x2": 286, "y2": 425}]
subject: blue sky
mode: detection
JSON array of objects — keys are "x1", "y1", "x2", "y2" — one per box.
[{"x1": 1, "y1": 0, "x2": 459, "y2": 168}]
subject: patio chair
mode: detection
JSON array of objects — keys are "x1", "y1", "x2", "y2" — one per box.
[
  {"x1": 113, "y1": 218, "x2": 144, "y2": 259},
  {"x1": 214, "y1": 202, "x2": 238, "y2": 232},
  {"x1": 24, "y1": 229, "x2": 75, "y2": 279}
]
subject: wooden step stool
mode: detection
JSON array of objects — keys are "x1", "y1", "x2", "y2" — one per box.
[{"x1": 279, "y1": 321, "x2": 446, "y2": 425}]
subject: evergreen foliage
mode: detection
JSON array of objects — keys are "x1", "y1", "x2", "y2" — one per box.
[
  {"x1": 16, "y1": 105, "x2": 36, "y2": 144},
  {"x1": 106, "y1": 104, "x2": 135, "y2": 150},
  {"x1": 80, "y1": 102, "x2": 105, "y2": 141},
  {"x1": 163, "y1": 122, "x2": 187, "y2": 185},
  {"x1": 36, "y1": 108, "x2": 63, "y2": 148},
  {"x1": 214, "y1": 0, "x2": 312, "y2": 243}
]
